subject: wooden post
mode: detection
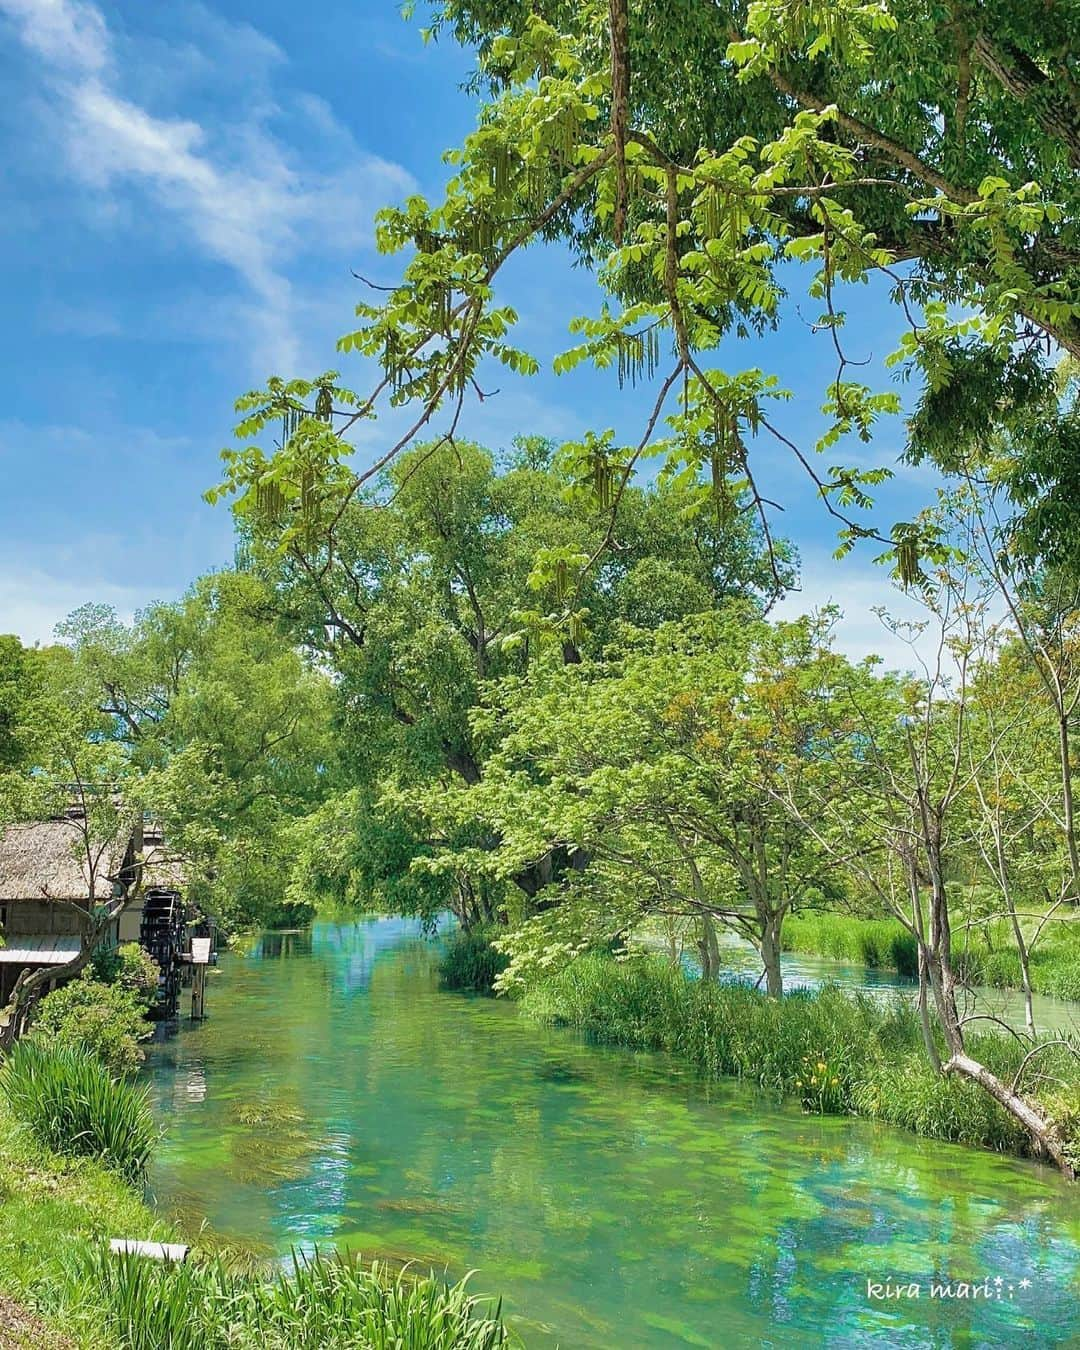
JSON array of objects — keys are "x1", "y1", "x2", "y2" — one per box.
[{"x1": 189, "y1": 935, "x2": 211, "y2": 1021}]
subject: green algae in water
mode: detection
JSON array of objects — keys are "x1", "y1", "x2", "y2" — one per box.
[{"x1": 144, "y1": 918, "x2": 1080, "y2": 1348}]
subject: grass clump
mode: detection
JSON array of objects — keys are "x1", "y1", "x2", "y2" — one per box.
[
  {"x1": 522, "y1": 953, "x2": 1079, "y2": 1159},
  {"x1": 439, "y1": 926, "x2": 509, "y2": 995},
  {"x1": 0, "y1": 1041, "x2": 156, "y2": 1183},
  {"x1": 782, "y1": 914, "x2": 919, "y2": 977},
  {"x1": 58, "y1": 1246, "x2": 510, "y2": 1350},
  {"x1": 0, "y1": 1092, "x2": 166, "y2": 1342}
]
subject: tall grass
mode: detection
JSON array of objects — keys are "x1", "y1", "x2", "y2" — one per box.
[
  {"x1": 439, "y1": 926, "x2": 509, "y2": 995},
  {"x1": 782, "y1": 914, "x2": 919, "y2": 977},
  {"x1": 782, "y1": 912, "x2": 1080, "y2": 999},
  {"x1": 0, "y1": 1041, "x2": 156, "y2": 1182},
  {"x1": 60, "y1": 1246, "x2": 510, "y2": 1350},
  {"x1": 523, "y1": 953, "x2": 1080, "y2": 1157}
]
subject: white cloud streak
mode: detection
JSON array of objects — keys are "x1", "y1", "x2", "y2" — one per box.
[{"x1": 0, "y1": 0, "x2": 413, "y2": 371}]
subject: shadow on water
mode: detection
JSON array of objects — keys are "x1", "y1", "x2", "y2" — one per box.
[{"x1": 143, "y1": 916, "x2": 1080, "y2": 1348}]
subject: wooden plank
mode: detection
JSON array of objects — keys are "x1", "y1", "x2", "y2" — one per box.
[{"x1": 109, "y1": 1239, "x2": 189, "y2": 1263}]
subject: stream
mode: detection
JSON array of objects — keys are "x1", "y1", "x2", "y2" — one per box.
[
  {"x1": 713, "y1": 933, "x2": 1080, "y2": 1039},
  {"x1": 143, "y1": 917, "x2": 1080, "y2": 1347}
]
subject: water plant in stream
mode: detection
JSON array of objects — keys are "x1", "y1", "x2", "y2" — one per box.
[{"x1": 0, "y1": 1041, "x2": 157, "y2": 1182}]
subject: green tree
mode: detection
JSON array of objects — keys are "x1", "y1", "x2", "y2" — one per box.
[
  {"x1": 408, "y1": 609, "x2": 843, "y2": 995},
  {"x1": 209, "y1": 0, "x2": 1079, "y2": 607},
  {"x1": 56, "y1": 573, "x2": 336, "y2": 930},
  {"x1": 228, "y1": 438, "x2": 791, "y2": 915}
]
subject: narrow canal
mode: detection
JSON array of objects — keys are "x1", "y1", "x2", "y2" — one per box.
[{"x1": 143, "y1": 917, "x2": 1080, "y2": 1347}]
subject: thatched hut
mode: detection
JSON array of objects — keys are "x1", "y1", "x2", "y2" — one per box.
[{"x1": 0, "y1": 809, "x2": 139, "y2": 1006}]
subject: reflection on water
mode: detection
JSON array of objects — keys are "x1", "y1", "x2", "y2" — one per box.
[
  {"x1": 144, "y1": 917, "x2": 1080, "y2": 1348},
  {"x1": 712, "y1": 933, "x2": 1080, "y2": 1039}
]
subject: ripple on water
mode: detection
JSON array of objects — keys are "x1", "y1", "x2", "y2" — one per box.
[{"x1": 144, "y1": 917, "x2": 1080, "y2": 1348}]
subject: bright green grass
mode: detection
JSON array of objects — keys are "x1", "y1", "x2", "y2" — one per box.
[
  {"x1": 782, "y1": 912, "x2": 1080, "y2": 998},
  {"x1": 55, "y1": 1247, "x2": 510, "y2": 1350},
  {"x1": 522, "y1": 953, "x2": 1080, "y2": 1163},
  {"x1": 0, "y1": 1095, "x2": 168, "y2": 1347},
  {"x1": 0, "y1": 1042, "x2": 157, "y2": 1183}
]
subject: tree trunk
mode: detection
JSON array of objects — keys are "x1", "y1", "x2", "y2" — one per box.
[
  {"x1": 944, "y1": 1052, "x2": 1075, "y2": 1179},
  {"x1": 759, "y1": 913, "x2": 784, "y2": 998},
  {"x1": 698, "y1": 911, "x2": 721, "y2": 981},
  {"x1": 915, "y1": 944, "x2": 942, "y2": 1073}
]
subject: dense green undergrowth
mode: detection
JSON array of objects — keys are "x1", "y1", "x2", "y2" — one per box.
[
  {"x1": 0, "y1": 1041, "x2": 157, "y2": 1183},
  {"x1": 56, "y1": 1248, "x2": 509, "y2": 1350},
  {"x1": 439, "y1": 925, "x2": 509, "y2": 995},
  {"x1": 522, "y1": 954, "x2": 1080, "y2": 1164},
  {"x1": 782, "y1": 912, "x2": 1080, "y2": 1000}
]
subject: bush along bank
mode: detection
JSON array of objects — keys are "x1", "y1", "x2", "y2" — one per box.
[
  {"x1": 0, "y1": 1039, "x2": 514, "y2": 1349},
  {"x1": 438, "y1": 925, "x2": 510, "y2": 995},
  {"x1": 781, "y1": 913, "x2": 1080, "y2": 1000},
  {"x1": 521, "y1": 953, "x2": 1080, "y2": 1166}
]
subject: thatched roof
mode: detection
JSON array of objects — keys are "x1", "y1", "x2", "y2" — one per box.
[{"x1": 0, "y1": 817, "x2": 131, "y2": 903}]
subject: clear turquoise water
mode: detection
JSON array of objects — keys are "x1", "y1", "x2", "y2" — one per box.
[{"x1": 143, "y1": 918, "x2": 1080, "y2": 1347}]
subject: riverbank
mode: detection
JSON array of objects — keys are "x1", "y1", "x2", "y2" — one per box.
[
  {"x1": 0, "y1": 1096, "x2": 166, "y2": 1347},
  {"x1": 0, "y1": 1088, "x2": 512, "y2": 1349},
  {"x1": 521, "y1": 952, "x2": 1080, "y2": 1165},
  {"x1": 782, "y1": 913, "x2": 1080, "y2": 1000}
]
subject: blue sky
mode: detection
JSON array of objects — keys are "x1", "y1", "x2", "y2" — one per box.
[{"x1": 0, "y1": 0, "x2": 941, "y2": 663}]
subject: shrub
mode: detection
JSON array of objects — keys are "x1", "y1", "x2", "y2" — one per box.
[
  {"x1": 0, "y1": 1041, "x2": 157, "y2": 1182},
  {"x1": 90, "y1": 942, "x2": 160, "y2": 1010},
  {"x1": 439, "y1": 926, "x2": 509, "y2": 995},
  {"x1": 63, "y1": 1246, "x2": 509, "y2": 1350},
  {"x1": 32, "y1": 974, "x2": 152, "y2": 1076},
  {"x1": 114, "y1": 944, "x2": 161, "y2": 1009}
]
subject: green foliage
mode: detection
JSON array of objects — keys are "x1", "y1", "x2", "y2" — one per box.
[
  {"x1": 60, "y1": 1246, "x2": 510, "y2": 1350},
  {"x1": 49, "y1": 572, "x2": 338, "y2": 932},
  {"x1": 90, "y1": 943, "x2": 161, "y2": 1012},
  {"x1": 31, "y1": 975, "x2": 153, "y2": 1077},
  {"x1": 782, "y1": 914, "x2": 919, "y2": 978},
  {"x1": 0, "y1": 1094, "x2": 167, "y2": 1327},
  {"x1": 209, "y1": 0, "x2": 1080, "y2": 609},
  {"x1": 522, "y1": 953, "x2": 1080, "y2": 1158},
  {"x1": 438, "y1": 925, "x2": 510, "y2": 995},
  {"x1": 0, "y1": 1042, "x2": 157, "y2": 1183}
]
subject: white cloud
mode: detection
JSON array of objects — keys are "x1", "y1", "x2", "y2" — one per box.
[
  {"x1": 0, "y1": 565, "x2": 159, "y2": 646},
  {"x1": 773, "y1": 548, "x2": 943, "y2": 674},
  {"x1": 0, "y1": 0, "x2": 106, "y2": 72},
  {"x1": 0, "y1": 0, "x2": 414, "y2": 371}
]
